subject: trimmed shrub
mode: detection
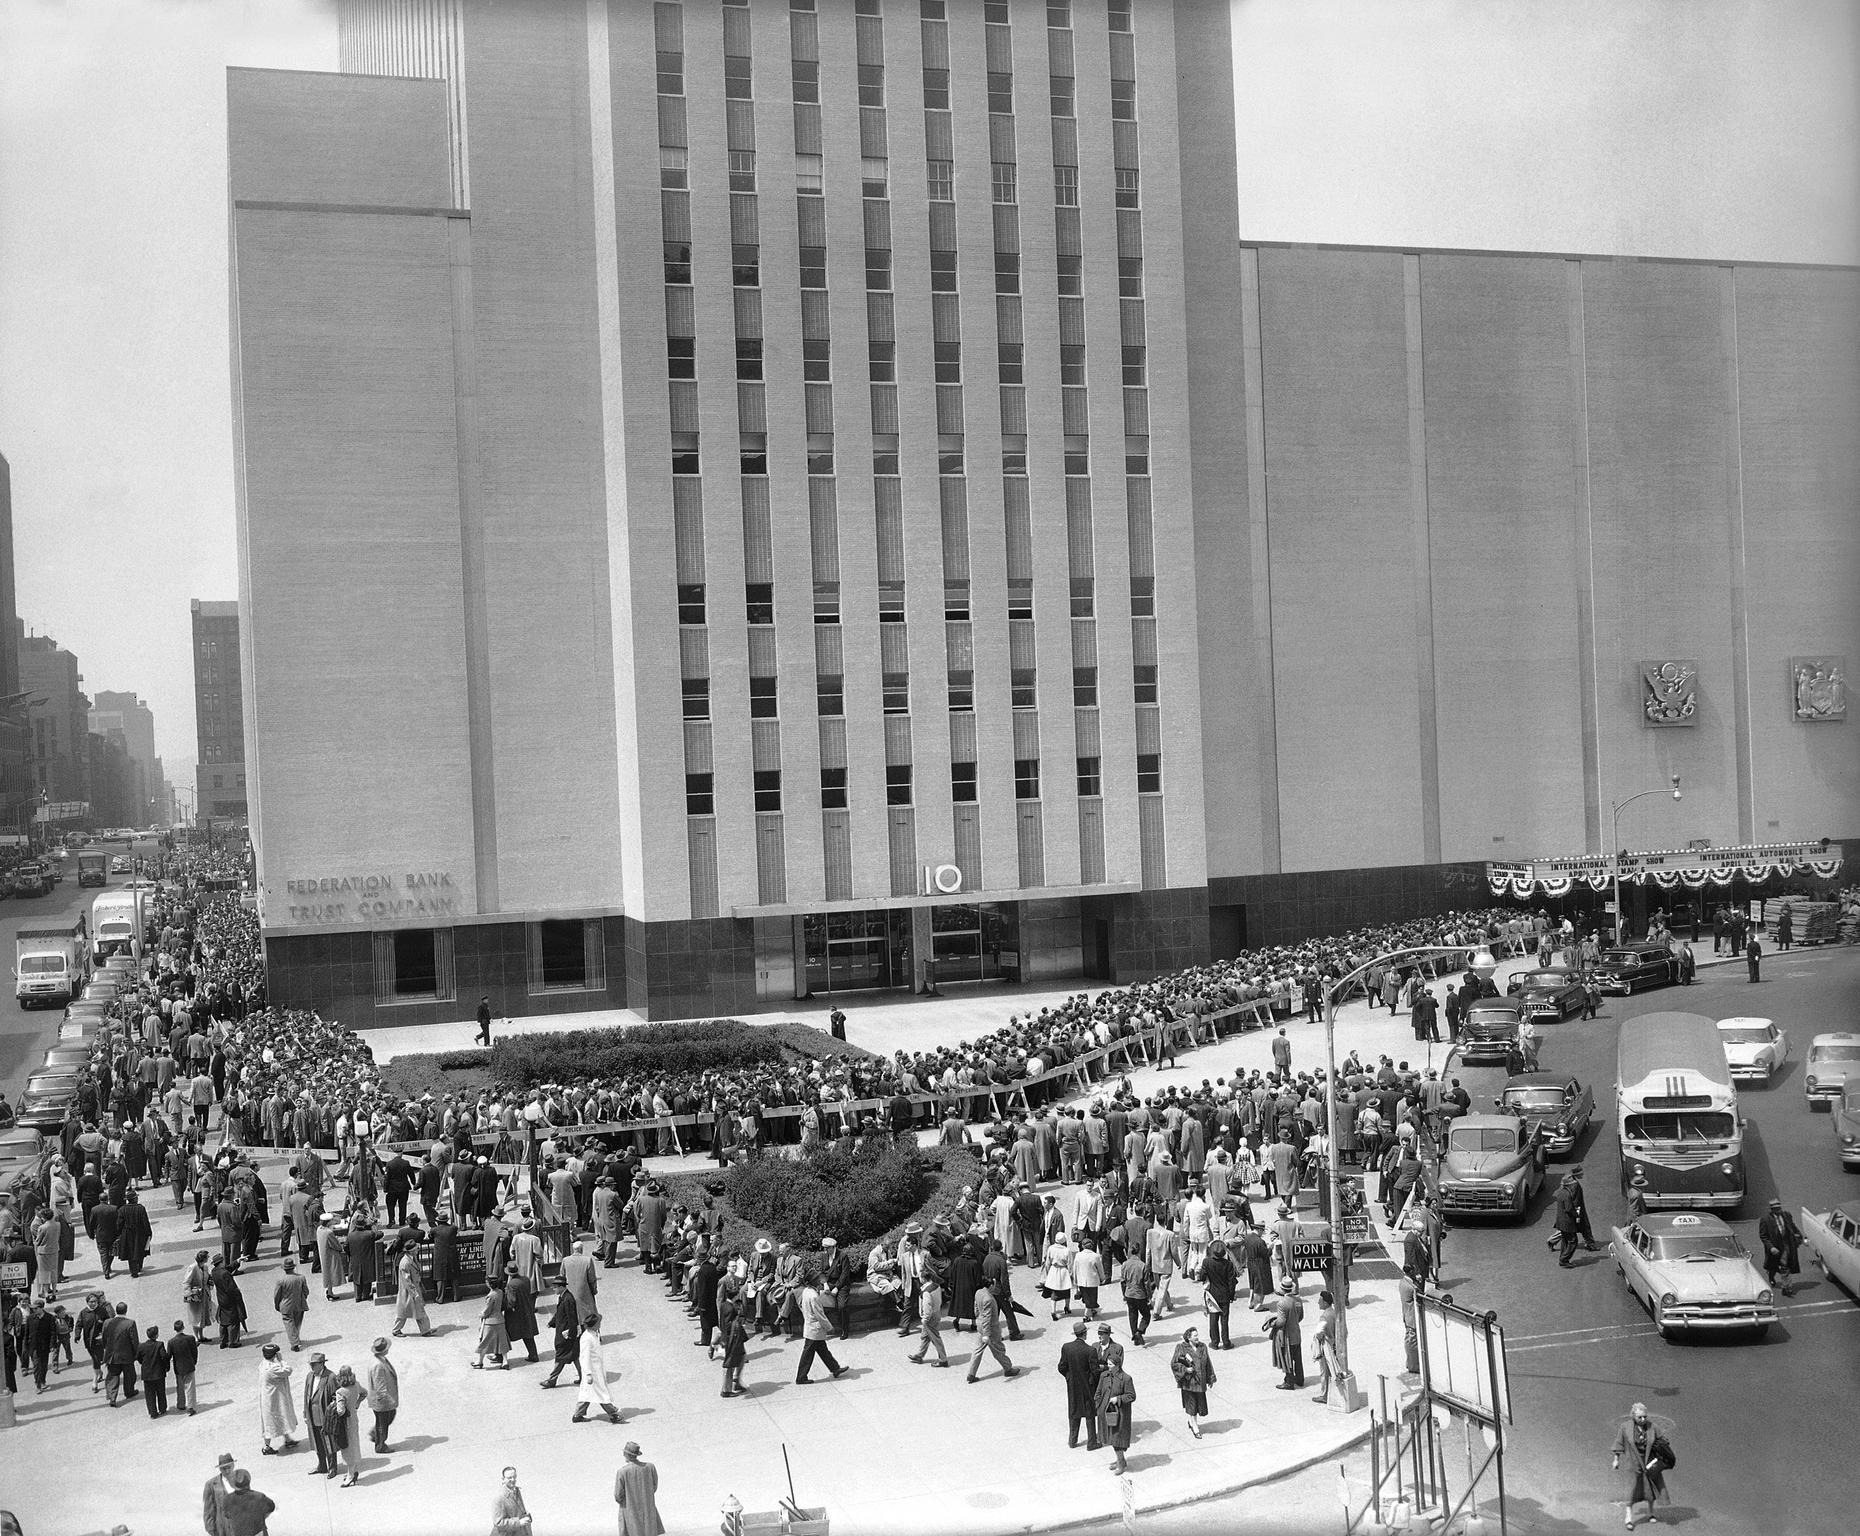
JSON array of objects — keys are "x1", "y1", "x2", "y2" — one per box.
[
  {"x1": 491, "y1": 1019, "x2": 782, "y2": 1086},
  {"x1": 724, "y1": 1137, "x2": 929, "y2": 1253}
]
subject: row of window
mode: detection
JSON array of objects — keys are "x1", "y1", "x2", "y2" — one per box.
[
  {"x1": 667, "y1": 433, "x2": 1150, "y2": 479},
  {"x1": 672, "y1": 333, "x2": 1146, "y2": 389},
  {"x1": 680, "y1": 663, "x2": 1160, "y2": 721},
  {"x1": 686, "y1": 752, "x2": 1160, "y2": 815},
  {"x1": 677, "y1": 576, "x2": 1155, "y2": 627},
  {"x1": 659, "y1": 156, "x2": 1134, "y2": 213},
  {"x1": 665, "y1": 238, "x2": 1136, "y2": 302}
]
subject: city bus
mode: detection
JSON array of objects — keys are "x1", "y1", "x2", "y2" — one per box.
[{"x1": 1615, "y1": 1011, "x2": 1744, "y2": 1210}]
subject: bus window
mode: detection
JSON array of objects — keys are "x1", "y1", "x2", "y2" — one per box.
[{"x1": 1623, "y1": 1111, "x2": 1736, "y2": 1142}]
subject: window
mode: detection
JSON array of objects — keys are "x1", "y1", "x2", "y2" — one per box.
[
  {"x1": 1007, "y1": 577, "x2": 1033, "y2": 619},
  {"x1": 1060, "y1": 344, "x2": 1086, "y2": 387},
  {"x1": 1136, "y1": 752, "x2": 1162, "y2": 794},
  {"x1": 740, "y1": 432, "x2": 769, "y2": 475},
  {"x1": 1050, "y1": 76, "x2": 1075, "y2": 117},
  {"x1": 923, "y1": 68, "x2": 950, "y2": 109},
  {"x1": 927, "y1": 158, "x2": 954, "y2": 201},
  {"x1": 1118, "y1": 256, "x2": 1143, "y2": 297},
  {"x1": 1076, "y1": 755, "x2": 1101, "y2": 796},
  {"x1": 1073, "y1": 666, "x2": 1097, "y2": 706},
  {"x1": 1054, "y1": 164, "x2": 1079, "y2": 206},
  {"x1": 1122, "y1": 345, "x2": 1146, "y2": 386},
  {"x1": 934, "y1": 340, "x2": 962, "y2": 382},
  {"x1": 392, "y1": 928, "x2": 441, "y2": 998},
  {"x1": 792, "y1": 59, "x2": 820, "y2": 103},
  {"x1": 883, "y1": 672, "x2": 910, "y2": 712},
  {"x1": 1046, "y1": 0, "x2": 1071, "y2": 25},
  {"x1": 862, "y1": 155, "x2": 888, "y2": 197},
  {"x1": 729, "y1": 150, "x2": 757, "y2": 192},
  {"x1": 994, "y1": 250, "x2": 1020, "y2": 294},
  {"x1": 919, "y1": 0, "x2": 945, "y2": 16},
  {"x1": 887, "y1": 763, "x2": 913, "y2": 805},
  {"x1": 1057, "y1": 253, "x2": 1082, "y2": 295},
  {"x1": 725, "y1": 55, "x2": 753, "y2": 99},
  {"x1": 992, "y1": 162, "x2": 1017, "y2": 203},
  {"x1": 746, "y1": 582, "x2": 775, "y2": 624},
  {"x1": 733, "y1": 243, "x2": 760, "y2": 286},
  {"x1": 1115, "y1": 168, "x2": 1140, "y2": 208},
  {"x1": 682, "y1": 676, "x2": 710, "y2": 719},
  {"x1": 984, "y1": 71, "x2": 1015, "y2": 114},
  {"x1": 686, "y1": 772, "x2": 715, "y2": 815},
  {"x1": 930, "y1": 249, "x2": 957, "y2": 291},
  {"x1": 938, "y1": 433, "x2": 965, "y2": 474},
  {"x1": 814, "y1": 582, "x2": 840, "y2": 624},
  {"x1": 657, "y1": 50, "x2": 684, "y2": 96},
  {"x1": 807, "y1": 432, "x2": 835, "y2": 473},
  {"x1": 750, "y1": 676, "x2": 778, "y2": 718},
  {"x1": 866, "y1": 247, "x2": 892, "y2": 291},
  {"x1": 1069, "y1": 576, "x2": 1094, "y2": 617},
  {"x1": 951, "y1": 760, "x2": 977, "y2": 801},
  {"x1": 869, "y1": 338, "x2": 896, "y2": 380},
  {"x1": 1133, "y1": 664, "x2": 1158, "y2": 705},
  {"x1": 1111, "y1": 79, "x2": 1137, "y2": 120},
  {"x1": 1130, "y1": 575, "x2": 1155, "y2": 617},
  {"x1": 1001, "y1": 433, "x2": 1027, "y2": 475},
  {"x1": 857, "y1": 0, "x2": 882, "y2": 14},
  {"x1": 754, "y1": 769, "x2": 783, "y2": 813},
  {"x1": 791, "y1": 0, "x2": 815, "y2": 10},
  {"x1": 1014, "y1": 757, "x2": 1041, "y2": 799},
  {"x1": 998, "y1": 343, "x2": 1024, "y2": 384},
  {"x1": 668, "y1": 335, "x2": 696, "y2": 379},
  {"x1": 879, "y1": 581, "x2": 906, "y2": 621},
  {"x1": 736, "y1": 335, "x2": 763, "y2": 380},
  {"x1": 943, "y1": 580, "x2": 970, "y2": 620},
  {"x1": 817, "y1": 674, "x2": 844, "y2": 717},
  {"x1": 947, "y1": 669, "x2": 974, "y2": 711},
  {"x1": 672, "y1": 432, "x2": 700, "y2": 475},
  {"x1": 677, "y1": 583, "x2": 706, "y2": 624},
  {"x1": 985, "y1": 0, "x2": 1009, "y2": 20},
  {"x1": 858, "y1": 64, "x2": 885, "y2": 108},
  {"x1": 660, "y1": 143, "x2": 688, "y2": 188},
  {"x1": 1064, "y1": 433, "x2": 1090, "y2": 474},
  {"x1": 796, "y1": 153, "x2": 824, "y2": 195},
  {"x1": 803, "y1": 338, "x2": 831, "y2": 382},
  {"x1": 1108, "y1": 0, "x2": 1131, "y2": 30},
  {"x1": 1125, "y1": 434, "x2": 1149, "y2": 475},
  {"x1": 872, "y1": 433, "x2": 900, "y2": 475},
  {"x1": 820, "y1": 766, "x2": 848, "y2": 808},
  {"x1": 799, "y1": 245, "x2": 827, "y2": 288},
  {"x1": 664, "y1": 240, "x2": 692, "y2": 284},
  {"x1": 1011, "y1": 667, "x2": 1037, "y2": 707}
]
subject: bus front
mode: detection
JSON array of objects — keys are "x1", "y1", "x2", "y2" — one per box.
[{"x1": 1618, "y1": 1071, "x2": 1744, "y2": 1210}]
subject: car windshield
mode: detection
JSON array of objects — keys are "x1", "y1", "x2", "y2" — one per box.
[
  {"x1": 19, "y1": 955, "x2": 66, "y2": 973},
  {"x1": 1624, "y1": 1112, "x2": 1737, "y2": 1142},
  {"x1": 1519, "y1": 973, "x2": 1572, "y2": 990},
  {"x1": 1506, "y1": 1089, "x2": 1571, "y2": 1111},
  {"x1": 1811, "y1": 1046, "x2": 1860, "y2": 1063},
  {"x1": 1654, "y1": 1232, "x2": 1744, "y2": 1261},
  {"x1": 1448, "y1": 1128, "x2": 1519, "y2": 1154},
  {"x1": 1718, "y1": 1027, "x2": 1772, "y2": 1045},
  {"x1": 1601, "y1": 951, "x2": 1643, "y2": 965}
]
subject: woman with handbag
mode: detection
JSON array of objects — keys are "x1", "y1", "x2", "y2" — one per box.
[
  {"x1": 1610, "y1": 1404, "x2": 1675, "y2": 1529},
  {"x1": 1040, "y1": 1229, "x2": 1075, "y2": 1320},
  {"x1": 1169, "y1": 1325, "x2": 1217, "y2": 1438},
  {"x1": 182, "y1": 1249, "x2": 214, "y2": 1340},
  {"x1": 1094, "y1": 1341, "x2": 1137, "y2": 1475},
  {"x1": 329, "y1": 1363, "x2": 365, "y2": 1486}
]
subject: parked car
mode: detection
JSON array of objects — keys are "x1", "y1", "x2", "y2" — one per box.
[
  {"x1": 0, "y1": 1127, "x2": 46, "y2": 1162},
  {"x1": 14, "y1": 1066, "x2": 86, "y2": 1130},
  {"x1": 1800, "y1": 1204, "x2": 1860, "y2": 1300},
  {"x1": 1807, "y1": 1033, "x2": 1860, "y2": 1109},
  {"x1": 1459, "y1": 998, "x2": 1525, "y2": 1065},
  {"x1": 1609, "y1": 1211, "x2": 1776, "y2": 1338},
  {"x1": 1834, "y1": 1083, "x2": 1860, "y2": 1170},
  {"x1": 109, "y1": 855, "x2": 131, "y2": 874},
  {"x1": 1716, "y1": 1016, "x2": 1788, "y2": 1084},
  {"x1": 1495, "y1": 1071, "x2": 1595, "y2": 1157},
  {"x1": 1593, "y1": 944, "x2": 1678, "y2": 995},
  {"x1": 39, "y1": 1042, "x2": 94, "y2": 1074},
  {"x1": 1505, "y1": 966, "x2": 1589, "y2": 1020},
  {"x1": 1436, "y1": 1113, "x2": 1546, "y2": 1220}
]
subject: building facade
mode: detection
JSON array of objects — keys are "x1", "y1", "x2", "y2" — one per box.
[
  {"x1": 18, "y1": 626, "x2": 90, "y2": 811},
  {"x1": 191, "y1": 599, "x2": 248, "y2": 823},
  {"x1": 90, "y1": 691, "x2": 159, "y2": 827},
  {"x1": 0, "y1": 456, "x2": 25, "y2": 838},
  {"x1": 229, "y1": 0, "x2": 1857, "y2": 1030}
]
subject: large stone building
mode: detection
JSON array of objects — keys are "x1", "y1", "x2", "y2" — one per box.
[
  {"x1": 228, "y1": 0, "x2": 1857, "y2": 1029},
  {"x1": 0, "y1": 455, "x2": 24, "y2": 837},
  {"x1": 191, "y1": 599, "x2": 248, "y2": 823},
  {"x1": 18, "y1": 625, "x2": 90, "y2": 811},
  {"x1": 90, "y1": 691, "x2": 160, "y2": 827}
]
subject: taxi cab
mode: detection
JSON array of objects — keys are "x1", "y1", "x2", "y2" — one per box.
[
  {"x1": 1608, "y1": 1211, "x2": 1775, "y2": 1339},
  {"x1": 1806, "y1": 1032, "x2": 1860, "y2": 1109}
]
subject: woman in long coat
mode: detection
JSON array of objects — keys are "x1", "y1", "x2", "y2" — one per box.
[
  {"x1": 1169, "y1": 1325, "x2": 1216, "y2": 1437},
  {"x1": 210, "y1": 1255, "x2": 248, "y2": 1347},
  {"x1": 503, "y1": 1265, "x2": 541, "y2": 1362},
  {"x1": 183, "y1": 1249, "x2": 215, "y2": 1338},
  {"x1": 947, "y1": 1238, "x2": 982, "y2": 1332},
  {"x1": 258, "y1": 1344, "x2": 299, "y2": 1452},
  {"x1": 1094, "y1": 1342, "x2": 1137, "y2": 1475},
  {"x1": 331, "y1": 1363, "x2": 366, "y2": 1485},
  {"x1": 475, "y1": 1277, "x2": 510, "y2": 1368},
  {"x1": 1610, "y1": 1404, "x2": 1674, "y2": 1529},
  {"x1": 30, "y1": 1212, "x2": 63, "y2": 1301}
]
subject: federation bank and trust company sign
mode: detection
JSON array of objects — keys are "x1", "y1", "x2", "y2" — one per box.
[{"x1": 278, "y1": 871, "x2": 460, "y2": 925}]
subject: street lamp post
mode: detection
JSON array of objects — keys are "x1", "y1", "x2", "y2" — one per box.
[
  {"x1": 1609, "y1": 776, "x2": 1682, "y2": 944},
  {"x1": 1321, "y1": 942, "x2": 1472, "y2": 1382}
]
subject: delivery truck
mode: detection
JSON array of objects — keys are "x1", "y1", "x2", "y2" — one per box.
[
  {"x1": 15, "y1": 923, "x2": 90, "y2": 1007},
  {"x1": 77, "y1": 849, "x2": 108, "y2": 887},
  {"x1": 90, "y1": 887, "x2": 146, "y2": 962}
]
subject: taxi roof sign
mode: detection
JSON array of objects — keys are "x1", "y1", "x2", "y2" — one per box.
[{"x1": 1670, "y1": 1214, "x2": 1702, "y2": 1225}]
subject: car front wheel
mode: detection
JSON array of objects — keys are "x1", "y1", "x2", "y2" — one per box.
[{"x1": 1622, "y1": 980, "x2": 1633, "y2": 995}]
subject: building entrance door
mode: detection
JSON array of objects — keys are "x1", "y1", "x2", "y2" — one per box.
[
  {"x1": 930, "y1": 902, "x2": 1019, "y2": 983},
  {"x1": 803, "y1": 908, "x2": 914, "y2": 995}
]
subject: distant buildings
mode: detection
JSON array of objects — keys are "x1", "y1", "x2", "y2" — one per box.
[
  {"x1": 18, "y1": 626, "x2": 90, "y2": 810},
  {"x1": 0, "y1": 454, "x2": 24, "y2": 838},
  {"x1": 191, "y1": 599, "x2": 247, "y2": 824},
  {"x1": 90, "y1": 690, "x2": 160, "y2": 827}
]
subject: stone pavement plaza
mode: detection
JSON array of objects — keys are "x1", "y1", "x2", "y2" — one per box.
[{"x1": 5, "y1": 953, "x2": 1599, "y2": 1536}]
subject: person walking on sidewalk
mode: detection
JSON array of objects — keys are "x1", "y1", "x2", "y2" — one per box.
[
  {"x1": 1094, "y1": 1341, "x2": 1137, "y2": 1474},
  {"x1": 1118, "y1": 1245, "x2": 1152, "y2": 1345},
  {"x1": 794, "y1": 1279, "x2": 846, "y2": 1384},
  {"x1": 1745, "y1": 934, "x2": 1763, "y2": 982},
  {"x1": 392, "y1": 1241, "x2": 432, "y2": 1336},
  {"x1": 273, "y1": 1259, "x2": 309, "y2": 1352},
  {"x1": 367, "y1": 1337, "x2": 399, "y2": 1452},
  {"x1": 491, "y1": 1466, "x2": 534, "y2": 1536},
  {"x1": 614, "y1": 1441, "x2": 665, "y2": 1536},
  {"x1": 170, "y1": 1320, "x2": 200, "y2": 1415},
  {"x1": 476, "y1": 997, "x2": 494, "y2": 1048},
  {"x1": 573, "y1": 1313, "x2": 623, "y2": 1423},
  {"x1": 966, "y1": 1283, "x2": 1019, "y2": 1383},
  {"x1": 1550, "y1": 1169, "x2": 1599, "y2": 1267},
  {"x1": 541, "y1": 1279, "x2": 582, "y2": 1389},
  {"x1": 1266, "y1": 1277, "x2": 1306, "y2": 1390},
  {"x1": 1757, "y1": 1199, "x2": 1804, "y2": 1296},
  {"x1": 1057, "y1": 1320, "x2": 1102, "y2": 1448},
  {"x1": 1610, "y1": 1403, "x2": 1676, "y2": 1530},
  {"x1": 1170, "y1": 1325, "x2": 1216, "y2": 1438},
  {"x1": 259, "y1": 1343, "x2": 298, "y2": 1453},
  {"x1": 908, "y1": 1257, "x2": 949, "y2": 1366}
]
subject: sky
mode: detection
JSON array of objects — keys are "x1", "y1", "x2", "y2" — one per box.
[{"x1": 0, "y1": 0, "x2": 1853, "y2": 783}]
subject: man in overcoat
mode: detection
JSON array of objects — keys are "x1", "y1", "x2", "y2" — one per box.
[{"x1": 1057, "y1": 1319, "x2": 1102, "y2": 1449}]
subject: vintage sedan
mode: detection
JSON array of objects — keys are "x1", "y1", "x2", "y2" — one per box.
[
  {"x1": 1800, "y1": 1204, "x2": 1860, "y2": 1300},
  {"x1": 1459, "y1": 998, "x2": 1526, "y2": 1065},
  {"x1": 14, "y1": 1066, "x2": 85, "y2": 1130},
  {"x1": 1506, "y1": 966, "x2": 1589, "y2": 1020},
  {"x1": 1436, "y1": 1113, "x2": 1545, "y2": 1220},
  {"x1": 1833, "y1": 1084, "x2": 1860, "y2": 1170},
  {"x1": 1495, "y1": 1071, "x2": 1594, "y2": 1157},
  {"x1": 1806, "y1": 1032, "x2": 1860, "y2": 1109},
  {"x1": 1610, "y1": 1211, "x2": 1776, "y2": 1338},
  {"x1": 1592, "y1": 944, "x2": 1677, "y2": 995},
  {"x1": 1716, "y1": 1016, "x2": 1788, "y2": 1084}
]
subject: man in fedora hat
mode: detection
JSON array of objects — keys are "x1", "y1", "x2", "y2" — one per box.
[
  {"x1": 614, "y1": 1440, "x2": 665, "y2": 1536},
  {"x1": 203, "y1": 1451, "x2": 239, "y2": 1535}
]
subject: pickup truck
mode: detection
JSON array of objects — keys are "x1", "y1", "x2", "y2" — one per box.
[
  {"x1": 8, "y1": 861, "x2": 52, "y2": 898},
  {"x1": 14, "y1": 925, "x2": 89, "y2": 1007}
]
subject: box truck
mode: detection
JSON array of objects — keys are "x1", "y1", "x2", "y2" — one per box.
[
  {"x1": 90, "y1": 888, "x2": 146, "y2": 962},
  {"x1": 15, "y1": 924, "x2": 90, "y2": 1007}
]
